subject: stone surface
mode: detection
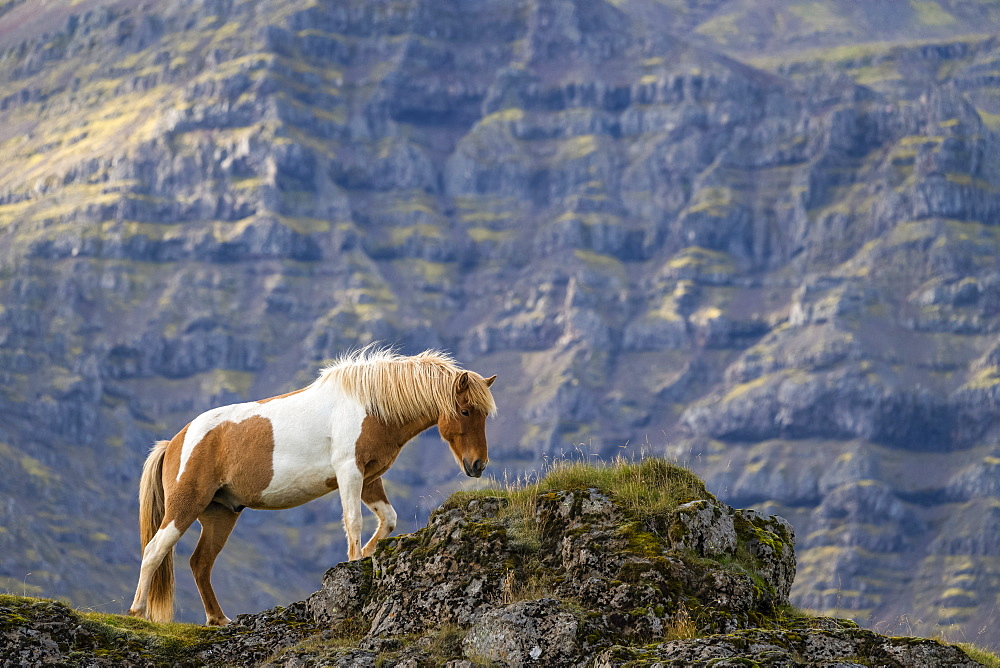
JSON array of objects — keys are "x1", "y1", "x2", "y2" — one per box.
[{"x1": 462, "y1": 598, "x2": 581, "y2": 667}]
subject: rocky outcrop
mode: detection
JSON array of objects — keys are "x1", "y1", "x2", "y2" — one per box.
[
  {"x1": 1, "y1": 464, "x2": 983, "y2": 666},
  {"x1": 315, "y1": 486, "x2": 794, "y2": 644}
]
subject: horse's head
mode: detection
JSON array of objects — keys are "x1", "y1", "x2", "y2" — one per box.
[{"x1": 438, "y1": 371, "x2": 496, "y2": 478}]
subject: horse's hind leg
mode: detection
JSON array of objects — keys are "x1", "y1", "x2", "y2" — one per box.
[
  {"x1": 130, "y1": 520, "x2": 185, "y2": 620},
  {"x1": 190, "y1": 502, "x2": 240, "y2": 626},
  {"x1": 361, "y1": 477, "x2": 397, "y2": 558}
]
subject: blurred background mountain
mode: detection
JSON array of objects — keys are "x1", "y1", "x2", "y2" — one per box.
[{"x1": 0, "y1": 0, "x2": 998, "y2": 645}]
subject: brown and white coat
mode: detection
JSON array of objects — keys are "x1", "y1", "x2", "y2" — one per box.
[{"x1": 128, "y1": 349, "x2": 496, "y2": 626}]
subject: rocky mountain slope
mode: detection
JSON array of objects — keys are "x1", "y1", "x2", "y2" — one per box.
[
  {"x1": 0, "y1": 0, "x2": 999, "y2": 645},
  {"x1": 1, "y1": 460, "x2": 989, "y2": 666}
]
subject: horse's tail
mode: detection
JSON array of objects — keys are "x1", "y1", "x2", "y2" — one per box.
[{"x1": 138, "y1": 440, "x2": 174, "y2": 623}]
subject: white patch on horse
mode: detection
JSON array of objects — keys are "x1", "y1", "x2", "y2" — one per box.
[
  {"x1": 130, "y1": 520, "x2": 181, "y2": 613},
  {"x1": 361, "y1": 499, "x2": 397, "y2": 557},
  {"x1": 260, "y1": 384, "x2": 367, "y2": 508}
]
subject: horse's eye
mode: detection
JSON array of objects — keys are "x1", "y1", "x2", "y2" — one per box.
[{"x1": 461, "y1": 409, "x2": 470, "y2": 417}]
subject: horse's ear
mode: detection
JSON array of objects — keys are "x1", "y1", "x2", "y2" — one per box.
[
  {"x1": 485, "y1": 375, "x2": 497, "y2": 388},
  {"x1": 455, "y1": 371, "x2": 470, "y2": 394}
]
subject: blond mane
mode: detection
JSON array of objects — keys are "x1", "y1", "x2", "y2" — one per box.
[{"x1": 317, "y1": 347, "x2": 496, "y2": 426}]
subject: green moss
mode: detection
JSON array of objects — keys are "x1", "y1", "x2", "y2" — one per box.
[
  {"x1": 910, "y1": 0, "x2": 957, "y2": 26},
  {"x1": 79, "y1": 611, "x2": 218, "y2": 652},
  {"x1": 480, "y1": 108, "x2": 524, "y2": 125},
  {"x1": 265, "y1": 616, "x2": 370, "y2": 663},
  {"x1": 667, "y1": 247, "x2": 735, "y2": 275},
  {"x1": 722, "y1": 374, "x2": 772, "y2": 403},
  {"x1": 979, "y1": 109, "x2": 1000, "y2": 130},
  {"x1": 955, "y1": 642, "x2": 1000, "y2": 666},
  {"x1": 557, "y1": 134, "x2": 599, "y2": 161},
  {"x1": 0, "y1": 595, "x2": 220, "y2": 662},
  {"x1": 695, "y1": 13, "x2": 741, "y2": 40},
  {"x1": 965, "y1": 366, "x2": 1000, "y2": 390},
  {"x1": 573, "y1": 249, "x2": 626, "y2": 278},
  {"x1": 686, "y1": 186, "x2": 736, "y2": 217},
  {"x1": 17, "y1": 453, "x2": 59, "y2": 484},
  {"x1": 448, "y1": 458, "x2": 711, "y2": 568},
  {"x1": 467, "y1": 227, "x2": 514, "y2": 242},
  {"x1": 619, "y1": 521, "x2": 667, "y2": 559}
]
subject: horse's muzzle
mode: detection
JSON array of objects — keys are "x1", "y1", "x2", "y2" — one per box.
[{"x1": 463, "y1": 458, "x2": 487, "y2": 478}]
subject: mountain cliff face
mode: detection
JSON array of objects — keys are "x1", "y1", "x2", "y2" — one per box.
[
  {"x1": 0, "y1": 461, "x2": 987, "y2": 667},
  {"x1": 0, "y1": 0, "x2": 999, "y2": 645}
]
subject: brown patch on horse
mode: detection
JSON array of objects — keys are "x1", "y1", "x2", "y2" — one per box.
[
  {"x1": 361, "y1": 476, "x2": 390, "y2": 506},
  {"x1": 160, "y1": 424, "x2": 219, "y2": 528},
  {"x1": 325, "y1": 477, "x2": 339, "y2": 490},
  {"x1": 354, "y1": 414, "x2": 435, "y2": 481},
  {"x1": 161, "y1": 417, "x2": 276, "y2": 525},
  {"x1": 218, "y1": 416, "x2": 276, "y2": 508},
  {"x1": 256, "y1": 388, "x2": 307, "y2": 404}
]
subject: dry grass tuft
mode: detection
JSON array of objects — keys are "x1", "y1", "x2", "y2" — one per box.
[{"x1": 665, "y1": 605, "x2": 698, "y2": 641}]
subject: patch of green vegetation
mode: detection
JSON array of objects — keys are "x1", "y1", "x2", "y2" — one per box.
[
  {"x1": 0, "y1": 578, "x2": 44, "y2": 597},
  {"x1": 555, "y1": 211, "x2": 623, "y2": 227},
  {"x1": 18, "y1": 454, "x2": 60, "y2": 484},
  {"x1": 965, "y1": 366, "x2": 1000, "y2": 390},
  {"x1": 695, "y1": 12, "x2": 741, "y2": 40},
  {"x1": 955, "y1": 642, "x2": 1000, "y2": 666},
  {"x1": 750, "y1": 33, "x2": 988, "y2": 73},
  {"x1": 978, "y1": 108, "x2": 1000, "y2": 130},
  {"x1": 787, "y1": 3, "x2": 853, "y2": 32},
  {"x1": 668, "y1": 246, "x2": 735, "y2": 275},
  {"x1": 574, "y1": 249, "x2": 626, "y2": 279},
  {"x1": 0, "y1": 595, "x2": 220, "y2": 662},
  {"x1": 388, "y1": 223, "x2": 443, "y2": 244},
  {"x1": 275, "y1": 215, "x2": 331, "y2": 235},
  {"x1": 557, "y1": 134, "x2": 599, "y2": 161},
  {"x1": 910, "y1": 0, "x2": 957, "y2": 26},
  {"x1": 80, "y1": 610, "x2": 218, "y2": 652},
  {"x1": 460, "y1": 210, "x2": 514, "y2": 224},
  {"x1": 467, "y1": 227, "x2": 514, "y2": 243},
  {"x1": 849, "y1": 63, "x2": 903, "y2": 86},
  {"x1": 686, "y1": 186, "x2": 736, "y2": 217},
  {"x1": 647, "y1": 291, "x2": 683, "y2": 322},
  {"x1": 265, "y1": 615, "x2": 370, "y2": 663},
  {"x1": 448, "y1": 457, "x2": 712, "y2": 551},
  {"x1": 480, "y1": 107, "x2": 524, "y2": 125}
]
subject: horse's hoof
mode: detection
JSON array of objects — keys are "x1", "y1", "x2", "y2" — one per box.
[
  {"x1": 206, "y1": 616, "x2": 231, "y2": 626},
  {"x1": 127, "y1": 609, "x2": 144, "y2": 619}
]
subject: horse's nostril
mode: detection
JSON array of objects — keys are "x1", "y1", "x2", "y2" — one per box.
[{"x1": 464, "y1": 458, "x2": 487, "y2": 477}]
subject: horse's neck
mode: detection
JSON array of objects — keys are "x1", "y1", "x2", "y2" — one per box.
[{"x1": 396, "y1": 414, "x2": 438, "y2": 445}]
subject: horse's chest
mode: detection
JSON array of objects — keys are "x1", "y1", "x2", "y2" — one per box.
[{"x1": 255, "y1": 405, "x2": 365, "y2": 508}]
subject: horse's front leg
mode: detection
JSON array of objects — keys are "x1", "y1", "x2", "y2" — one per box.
[
  {"x1": 336, "y1": 468, "x2": 364, "y2": 561},
  {"x1": 361, "y1": 477, "x2": 397, "y2": 558}
]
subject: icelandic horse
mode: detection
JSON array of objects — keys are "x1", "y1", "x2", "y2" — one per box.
[{"x1": 128, "y1": 348, "x2": 496, "y2": 625}]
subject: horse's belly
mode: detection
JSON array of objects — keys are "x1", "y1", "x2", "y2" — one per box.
[{"x1": 256, "y1": 469, "x2": 337, "y2": 509}]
